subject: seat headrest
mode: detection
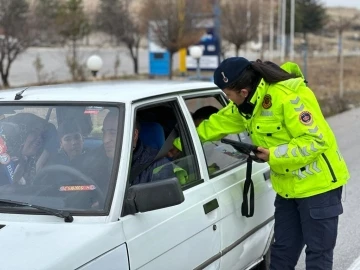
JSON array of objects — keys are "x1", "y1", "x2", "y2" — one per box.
[{"x1": 139, "y1": 122, "x2": 165, "y2": 150}]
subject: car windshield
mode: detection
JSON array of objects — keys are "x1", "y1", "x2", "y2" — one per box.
[{"x1": 0, "y1": 104, "x2": 124, "y2": 215}]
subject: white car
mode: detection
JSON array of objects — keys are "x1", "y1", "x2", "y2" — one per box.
[{"x1": 0, "y1": 81, "x2": 275, "y2": 270}]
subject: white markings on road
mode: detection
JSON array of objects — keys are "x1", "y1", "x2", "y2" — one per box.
[{"x1": 347, "y1": 255, "x2": 360, "y2": 270}]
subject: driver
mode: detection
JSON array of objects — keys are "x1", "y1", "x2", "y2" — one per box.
[{"x1": 79, "y1": 110, "x2": 174, "y2": 193}]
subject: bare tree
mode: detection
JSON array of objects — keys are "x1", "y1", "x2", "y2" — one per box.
[
  {"x1": 328, "y1": 15, "x2": 359, "y2": 63},
  {"x1": 327, "y1": 13, "x2": 359, "y2": 98},
  {"x1": 221, "y1": 0, "x2": 259, "y2": 57},
  {"x1": 56, "y1": 0, "x2": 90, "y2": 81},
  {"x1": 140, "y1": 0, "x2": 206, "y2": 79},
  {"x1": 0, "y1": 0, "x2": 30, "y2": 88},
  {"x1": 97, "y1": 0, "x2": 142, "y2": 74}
]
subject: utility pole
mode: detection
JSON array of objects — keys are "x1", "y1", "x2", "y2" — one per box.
[
  {"x1": 213, "y1": 0, "x2": 221, "y2": 64},
  {"x1": 246, "y1": 0, "x2": 251, "y2": 55},
  {"x1": 259, "y1": 0, "x2": 264, "y2": 59},
  {"x1": 280, "y1": 0, "x2": 286, "y2": 62},
  {"x1": 277, "y1": 0, "x2": 282, "y2": 54},
  {"x1": 269, "y1": 0, "x2": 274, "y2": 60},
  {"x1": 290, "y1": 0, "x2": 295, "y2": 60}
]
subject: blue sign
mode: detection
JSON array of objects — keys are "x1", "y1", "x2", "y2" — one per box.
[{"x1": 186, "y1": 28, "x2": 220, "y2": 71}]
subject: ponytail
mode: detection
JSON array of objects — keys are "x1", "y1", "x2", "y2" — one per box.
[
  {"x1": 227, "y1": 59, "x2": 298, "y2": 92},
  {"x1": 251, "y1": 59, "x2": 296, "y2": 83}
]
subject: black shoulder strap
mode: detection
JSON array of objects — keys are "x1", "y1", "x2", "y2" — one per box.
[{"x1": 241, "y1": 157, "x2": 255, "y2": 217}]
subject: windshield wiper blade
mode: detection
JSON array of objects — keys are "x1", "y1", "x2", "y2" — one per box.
[{"x1": 0, "y1": 199, "x2": 74, "y2": 223}]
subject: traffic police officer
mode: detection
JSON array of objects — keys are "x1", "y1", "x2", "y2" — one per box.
[{"x1": 175, "y1": 57, "x2": 350, "y2": 269}]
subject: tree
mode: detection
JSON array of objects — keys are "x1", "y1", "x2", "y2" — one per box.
[
  {"x1": 140, "y1": 0, "x2": 206, "y2": 79},
  {"x1": 221, "y1": 0, "x2": 259, "y2": 57},
  {"x1": 33, "y1": 0, "x2": 61, "y2": 46},
  {"x1": 293, "y1": 0, "x2": 327, "y2": 41},
  {"x1": 97, "y1": 0, "x2": 142, "y2": 74},
  {"x1": 0, "y1": 0, "x2": 30, "y2": 87},
  {"x1": 56, "y1": 0, "x2": 90, "y2": 81}
]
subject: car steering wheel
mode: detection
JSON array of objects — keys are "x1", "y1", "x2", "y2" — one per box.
[{"x1": 32, "y1": 164, "x2": 105, "y2": 202}]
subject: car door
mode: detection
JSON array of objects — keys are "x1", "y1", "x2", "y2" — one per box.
[
  {"x1": 121, "y1": 96, "x2": 222, "y2": 270},
  {"x1": 181, "y1": 91, "x2": 276, "y2": 270}
]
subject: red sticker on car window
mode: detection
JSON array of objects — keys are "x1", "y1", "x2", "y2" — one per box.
[
  {"x1": 0, "y1": 137, "x2": 7, "y2": 154},
  {"x1": 84, "y1": 106, "x2": 104, "y2": 115},
  {"x1": 59, "y1": 185, "x2": 96, "y2": 191}
]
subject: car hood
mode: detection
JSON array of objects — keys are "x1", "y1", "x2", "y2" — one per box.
[{"x1": 0, "y1": 221, "x2": 125, "y2": 270}]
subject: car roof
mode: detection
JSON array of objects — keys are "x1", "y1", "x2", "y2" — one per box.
[{"x1": 0, "y1": 80, "x2": 219, "y2": 103}]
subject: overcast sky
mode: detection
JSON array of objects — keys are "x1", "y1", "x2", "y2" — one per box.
[{"x1": 322, "y1": 0, "x2": 360, "y2": 8}]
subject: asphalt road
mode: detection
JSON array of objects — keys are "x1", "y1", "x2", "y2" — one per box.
[{"x1": 295, "y1": 107, "x2": 360, "y2": 270}]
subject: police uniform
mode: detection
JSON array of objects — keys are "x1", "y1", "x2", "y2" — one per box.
[{"x1": 175, "y1": 58, "x2": 350, "y2": 269}]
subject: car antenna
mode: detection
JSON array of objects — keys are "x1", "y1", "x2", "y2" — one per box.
[{"x1": 14, "y1": 87, "x2": 29, "y2": 100}]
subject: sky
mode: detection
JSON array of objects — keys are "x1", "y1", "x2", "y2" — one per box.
[{"x1": 322, "y1": 0, "x2": 360, "y2": 9}]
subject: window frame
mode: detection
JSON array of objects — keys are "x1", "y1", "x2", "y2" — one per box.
[
  {"x1": 181, "y1": 91, "x2": 249, "y2": 179},
  {"x1": 122, "y1": 96, "x2": 203, "y2": 207}
]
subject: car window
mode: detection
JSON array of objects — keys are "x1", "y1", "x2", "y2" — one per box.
[
  {"x1": 128, "y1": 100, "x2": 202, "y2": 191},
  {"x1": 185, "y1": 94, "x2": 249, "y2": 178},
  {"x1": 0, "y1": 104, "x2": 124, "y2": 215}
]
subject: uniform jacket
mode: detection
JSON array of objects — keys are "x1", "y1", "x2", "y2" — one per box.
[{"x1": 175, "y1": 62, "x2": 349, "y2": 198}]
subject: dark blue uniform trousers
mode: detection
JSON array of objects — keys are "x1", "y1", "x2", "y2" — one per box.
[{"x1": 270, "y1": 187, "x2": 343, "y2": 270}]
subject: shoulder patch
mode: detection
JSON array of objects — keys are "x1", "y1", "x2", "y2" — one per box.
[
  {"x1": 299, "y1": 111, "x2": 313, "y2": 125},
  {"x1": 262, "y1": 94, "x2": 272, "y2": 109}
]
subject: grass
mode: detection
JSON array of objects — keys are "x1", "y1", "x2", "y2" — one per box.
[{"x1": 301, "y1": 55, "x2": 360, "y2": 99}]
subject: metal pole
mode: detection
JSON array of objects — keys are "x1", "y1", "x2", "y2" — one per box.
[
  {"x1": 303, "y1": 42, "x2": 307, "y2": 80},
  {"x1": 246, "y1": 0, "x2": 251, "y2": 55},
  {"x1": 339, "y1": 32, "x2": 344, "y2": 98},
  {"x1": 213, "y1": 0, "x2": 221, "y2": 64},
  {"x1": 290, "y1": 0, "x2": 295, "y2": 60},
  {"x1": 281, "y1": 0, "x2": 286, "y2": 62},
  {"x1": 277, "y1": 0, "x2": 282, "y2": 53},
  {"x1": 259, "y1": 0, "x2": 263, "y2": 59},
  {"x1": 269, "y1": 0, "x2": 274, "y2": 60}
]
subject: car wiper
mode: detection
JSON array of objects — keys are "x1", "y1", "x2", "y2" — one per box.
[{"x1": 0, "y1": 199, "x2": 74, "y2": 223}]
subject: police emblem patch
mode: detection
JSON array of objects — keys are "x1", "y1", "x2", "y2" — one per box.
[
  {"x1": 299, "y1": 111, "x2": 313, "y2": 125},
  {"x1": 262, "y1": 94, "x2": 272, "y2": 109}
]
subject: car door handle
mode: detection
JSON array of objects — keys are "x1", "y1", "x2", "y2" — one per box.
[{"x1": 203, "y1": 199, "x2": 219, "y2": 214}]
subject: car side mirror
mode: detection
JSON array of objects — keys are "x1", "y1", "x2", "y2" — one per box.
[{"x1": 123, "y1": 177, "x2": 185, "y2": 215}]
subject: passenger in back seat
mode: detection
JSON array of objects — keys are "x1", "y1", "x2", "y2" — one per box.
[{"x1": 45, "y1": 119, "x2": 85, "y2": 167}]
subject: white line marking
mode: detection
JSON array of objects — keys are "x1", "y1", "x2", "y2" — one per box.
[{"x1": 347, "y1": 255, "x2": 360, "y2": 270}]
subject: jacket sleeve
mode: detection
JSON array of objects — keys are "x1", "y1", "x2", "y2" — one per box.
[
  {"x1": 268, "y1": 87, "x2": 330, "y2": 171},
  {"x1": 173, "y1": 102, "x2": 246, "y2": 151},
  {"x1": 151, "y1": 158, "x2": 175, "y2": 182}
]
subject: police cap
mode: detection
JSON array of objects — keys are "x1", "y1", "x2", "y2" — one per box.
[{"x1": 213, "y1": 57, "x2": 251, "y2": 89}]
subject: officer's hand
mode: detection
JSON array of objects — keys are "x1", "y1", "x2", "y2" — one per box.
[
  {"x1": 167, "y1": 147, "x2": 180, "y2": 159},
  {"x1": 256, "y1": 147, "x2": 270, "y2": 162}
]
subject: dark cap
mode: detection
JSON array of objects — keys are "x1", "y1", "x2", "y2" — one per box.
[{"x1": 213, "y1": 57, "x2": 251, "y2": 89}]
